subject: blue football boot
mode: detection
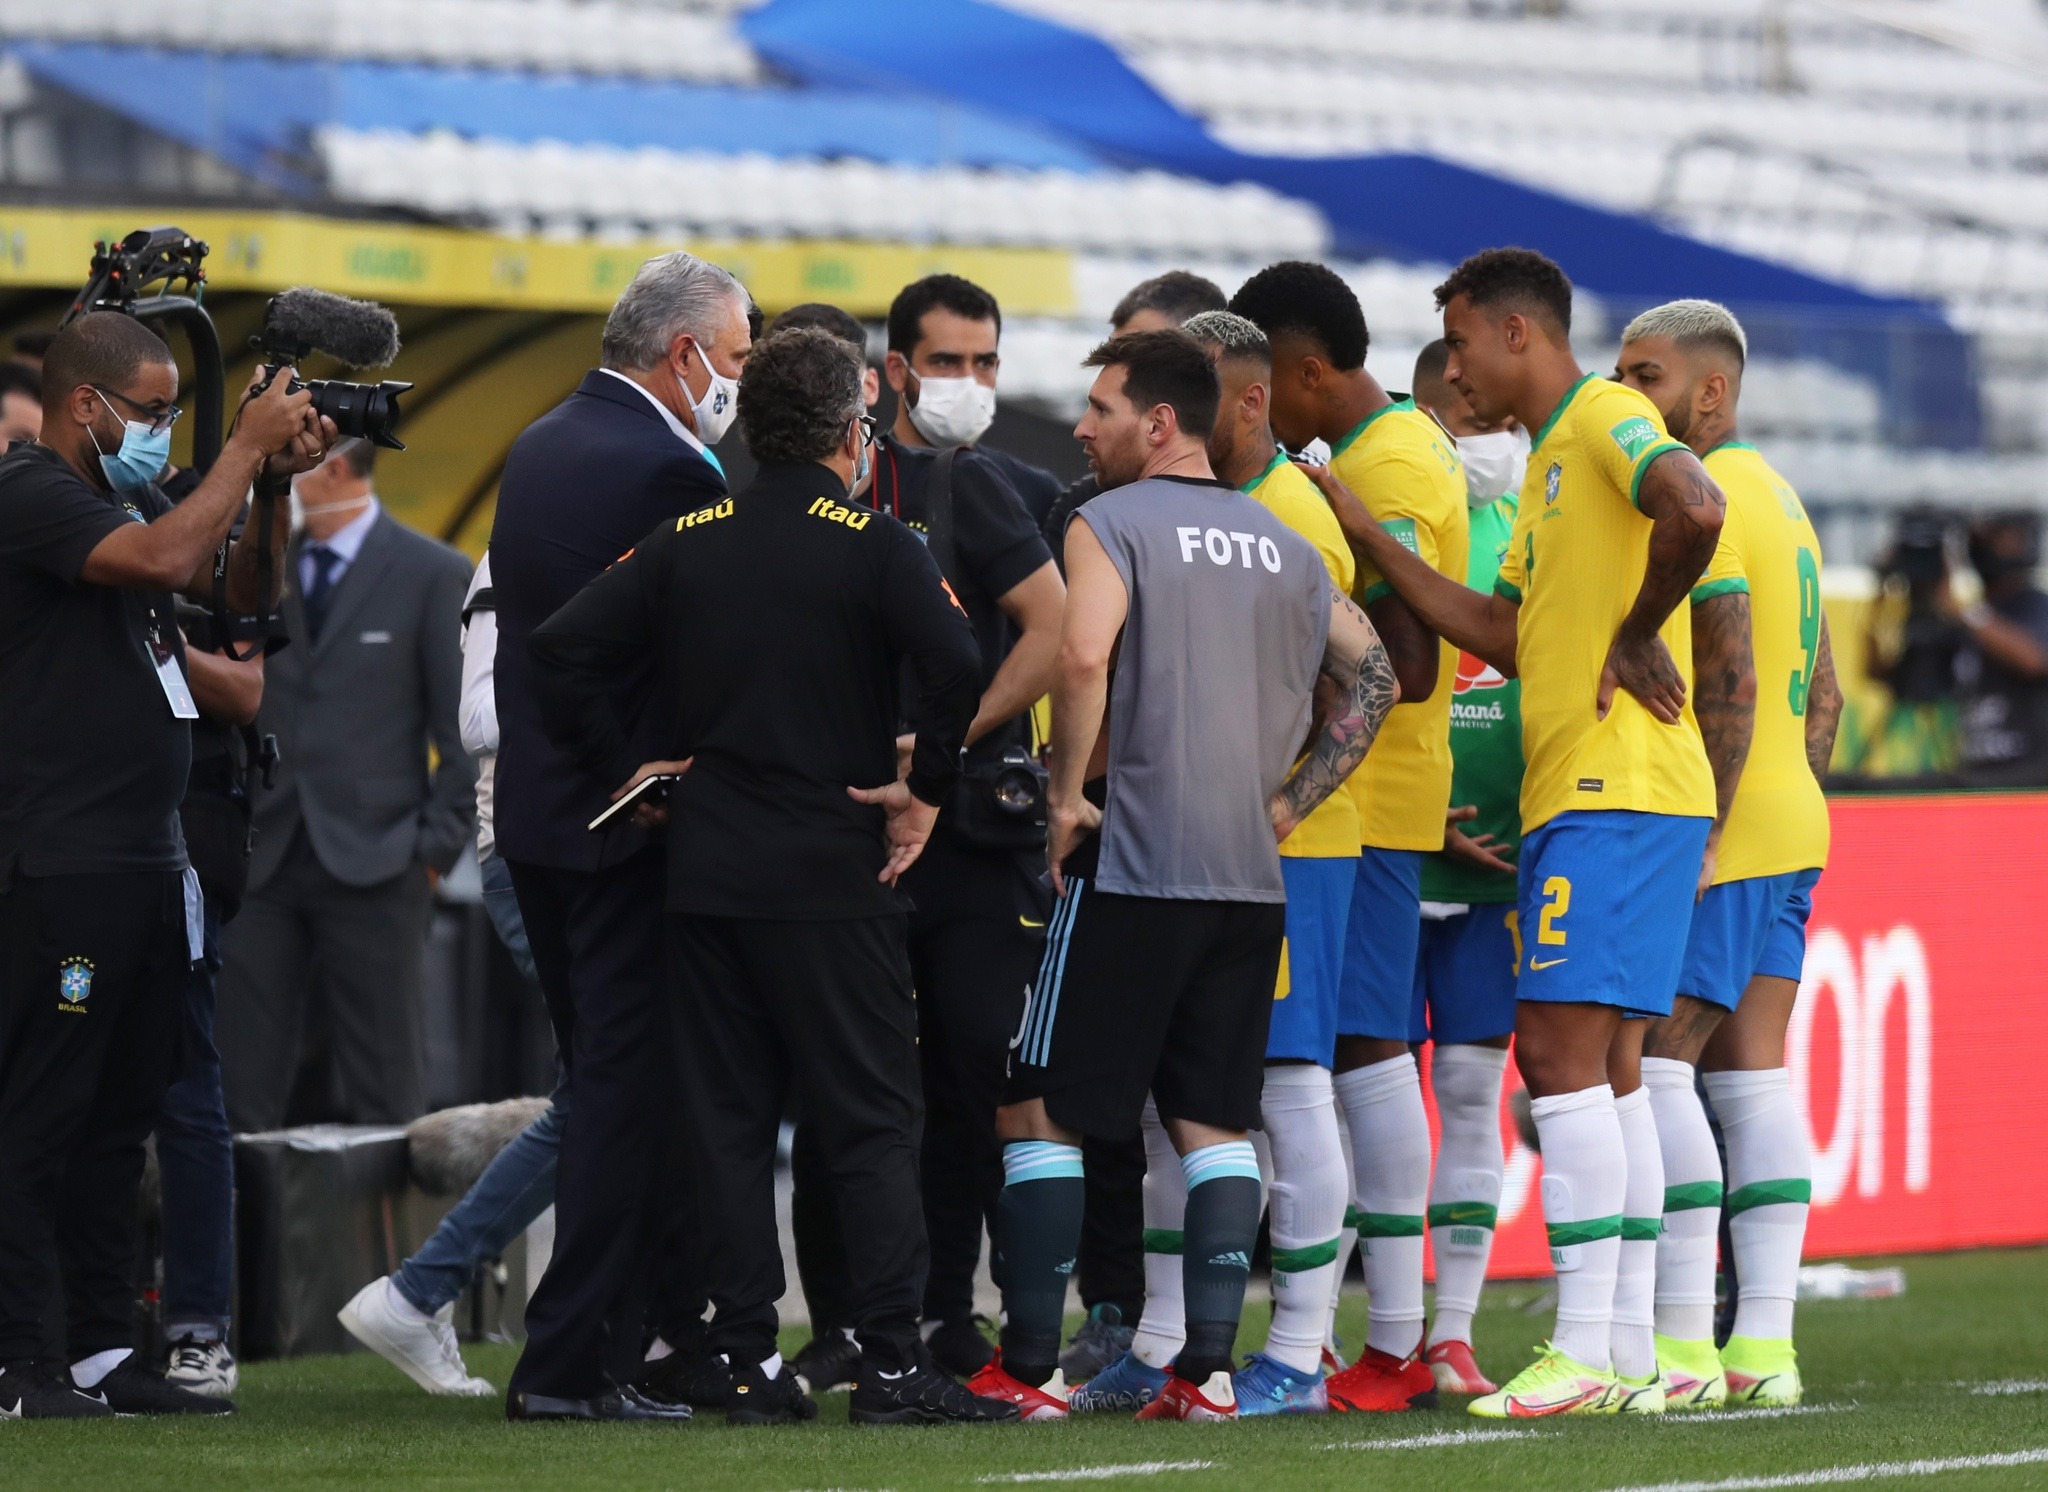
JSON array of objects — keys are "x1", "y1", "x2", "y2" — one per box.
[
  {"x1": 1067, "y1": 1349, "x2": 1171, "y2": 1413},
  {"x1": 1231, "y1": 1351, "x2": 1330, "y2": 1416}
]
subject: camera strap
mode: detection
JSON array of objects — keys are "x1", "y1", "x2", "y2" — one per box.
[{"x1": 925, "y1": 444, "x2": 960, "y2": 588}]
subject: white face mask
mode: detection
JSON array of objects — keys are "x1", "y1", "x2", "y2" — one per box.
[
  {"x1": 681, "y1": 346, "x2": 740, "y2": 445},
  {"x1": 1458, "y1": 428, "x2": 1529, "y2": 506},
  {"x1": 907, "y1": 374, "x2": 996, "y2": 448}
]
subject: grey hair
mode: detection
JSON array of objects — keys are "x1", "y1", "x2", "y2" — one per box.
[
  {"x1": 1621, "y1": 298, "x2": 1747, "y2": 369},
  {"x1": 1180, "y1": 309, "x2": 1271, "y2": 362},
  {"x1": 601, "y1": 251, "x2": 748, "y2": 371}
]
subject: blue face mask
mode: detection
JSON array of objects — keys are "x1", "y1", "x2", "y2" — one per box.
[{"x1": 92, "y1": 392, "x2": 172, "y2": 492}]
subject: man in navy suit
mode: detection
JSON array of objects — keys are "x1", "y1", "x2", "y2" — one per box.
[{"x1": 492, "y1": 251, "x2": 755, "y2": 1422}]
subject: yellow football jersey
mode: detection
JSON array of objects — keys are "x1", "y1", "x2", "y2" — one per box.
[
  {"x1": 1243, "y1": 451, "x2": 1362, "y2": 859},
  {"x1": 1331, "y1": 399, "x2": 1467, "y2": 851},
  {"x1": 1493, "y1": 375, "x2": 1715, "y2": 833},
  {"x1": 1695, "y1": 442, "x2": 1830, "y2": 882}
]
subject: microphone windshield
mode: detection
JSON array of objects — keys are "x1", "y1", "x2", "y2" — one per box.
[{"x1": 264, "y1": 288, "x2": 402, "y2": 368}]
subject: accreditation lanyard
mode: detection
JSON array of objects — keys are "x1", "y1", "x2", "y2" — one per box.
[{"x1": 146, "y1": 600, "x2": 200, "y2": 720}]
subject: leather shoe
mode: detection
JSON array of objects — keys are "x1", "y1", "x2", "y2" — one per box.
[{"x1": 506, "y1": 1383, "x2": 694, "y2": 1422}]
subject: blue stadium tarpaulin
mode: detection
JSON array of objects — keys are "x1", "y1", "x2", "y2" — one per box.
[
  {"x1": 744, "y1": 0, "x2": 1978, "y2": 449},
  {"x1": 6, "y1": 41, "x2": 1100, "y2": 187}
]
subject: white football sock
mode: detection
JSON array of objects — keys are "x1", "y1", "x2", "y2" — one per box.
[
  {"x1": 1530, "y1": 1084, "x2": 1626, "y2": 1372},
  {"x1": 1130, "y1": 1100, "x2": 1188, "y2": 1369},
  {"x1": 1704, "y1": 1068, "x2": 1810, "y2": 1342},
  {"x1": 1611, "y1": 1084, "x2": 1662, "y2": 1379},
  {"x1": 1334, "y1": 1054, "x2": 1430, "y2": 1360},
  {"x1": 1260, "y1": 1064, "x2": 1349, "y2": 1375},
  {"x1": 1427, "y1": 1043, "x2": 1508, "y2": 1349},
  {"x1": 1643, "y1": 1056, "x2": 1721, "y2": 1342},
  {"x1": 1327, "y1": 1102, "x2": 1358, "y2": 1356},
  {"x1": 70, "y1": 1347, "x2": 131, "y2": 1389}
]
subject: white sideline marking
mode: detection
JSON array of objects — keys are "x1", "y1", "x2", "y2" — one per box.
[
  {"x1": 977, "y1": 1463, "x2": 1216, "y2": 1484},
  {"x1": 1596, "y1": 1446, "x2": 2048, "y2": 1491},
  {"x1": 1673, "y1": 1404, "x2": 1854, "y2": 1423},
  {"x1": 1323, "y1": 1429, "x2": 1538, "y2": 1450},
  {"x1": 1972, "y1": 1379, "x2": 2048, "y2": 1396}
]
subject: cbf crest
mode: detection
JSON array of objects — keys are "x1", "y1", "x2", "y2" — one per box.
[
  {"x1": 1544, "y1": 462, "x2": 1562, "y2": 505},
  {"x1": 57, "y1": 956, "x2": 94, "y2": 1012}
]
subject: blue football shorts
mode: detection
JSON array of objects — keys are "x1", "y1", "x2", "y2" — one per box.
[{"x1": 1515, "y1": 809, "x2": 1712, "y2": 1018}]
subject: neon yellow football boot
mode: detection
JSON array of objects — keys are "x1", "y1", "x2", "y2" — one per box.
[
  {"x1": 1720, "y1": 1336, "x2": 1801, "y2": 1407},
  {"x1": 1656, "y1": 1333, "x2": 1728, "y2": 1410},
  {"x1": 1611, "y1": 1369, "x2": 1666, "y2": 1414},
  {"x1": 1468, "y1": 1343, "x2": 1618, "y2": 1419}
]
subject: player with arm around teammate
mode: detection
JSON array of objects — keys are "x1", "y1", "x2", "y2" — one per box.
[{"x1": 1308, "y1": 249, "x2": 1727, "y2": 1419}]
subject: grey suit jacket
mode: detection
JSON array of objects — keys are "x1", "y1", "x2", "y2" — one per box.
[{"x1": 249, "y1": 509, "x2": 478, "y2": 892}]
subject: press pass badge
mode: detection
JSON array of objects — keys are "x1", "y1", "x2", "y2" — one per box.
[{"x1": 150, "y1": 628, "x2": 200, "y2": 720}]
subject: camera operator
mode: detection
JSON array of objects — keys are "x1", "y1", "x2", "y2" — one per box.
[
  {"x1": 1955, "y1": 511, "x2": 2048, "y2": 787},
  {"x1": 1856, "y1": 507, "x2": 1966, "y2": 777},
  {"x1": 0, "y1": 311, "x2": 327, "y2": 1418},
  {"x1": 872, "y1": 275, "x2": 1067, "y2": 1378},
  {"x1": 154, "y1": 514, "x2": 279, "y2": 1400}
]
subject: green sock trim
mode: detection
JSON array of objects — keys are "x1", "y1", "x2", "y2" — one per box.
[
  {"x1": 1428, "y1": 1201, "x2": 1499, "y2": 1230},
  {"x1": 1664, "y1": 1180, "x2": 1725, "y2": 1213},
  {"x1": 1342, "y1": 1205, "x2": 1364, "y2": 1230},
  {"x1": 1622, "y1": 1215, "x2": 1663, "y2": 1242},
  {"x1": 1270, "y1": 1238, "x2": 1342, "y2": 1274},
  {"x1": 1546, "y1": 1214, "x2": 1624, "y2": 1248},
  {"x1": 1141, "y1": 1228, "x2": 1184, "y2": 1255},
  {"x1": 1726, "y1": 1178, "x2": 1811, "y2": 1215},
  {"x1": 1359, "y1": 1212, "x2": 1426, "y2": 1239}
]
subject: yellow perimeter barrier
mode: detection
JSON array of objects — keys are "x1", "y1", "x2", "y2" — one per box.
[{"x1": 0, "y1": 205, "x2": 1080, "y2": 319}]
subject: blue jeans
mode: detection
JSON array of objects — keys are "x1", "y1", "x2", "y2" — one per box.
[
  {"x1": 481, "y1": 851, "x2": 537, "y2": 982},
  {"x1": 393, "y1": 853, "x2": 562, "y2": 1316},
  {"x1": 158, "y1": 898, "x2": 235, "y2": 1341}
]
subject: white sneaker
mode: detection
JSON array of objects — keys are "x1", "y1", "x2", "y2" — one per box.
[
  {"x1": 338, "y1": 1277, "x2": 495, "y2": 1397},
  {"x1": 164, "y1": 1339, "x2": 239, "y2": 1398}
]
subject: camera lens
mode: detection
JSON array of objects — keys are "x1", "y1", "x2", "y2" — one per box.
[
  {"x1": 991, "y1": 766, "x2": 1038, "y2": 814},
  {"x1": 301, "y1": 378, "x2": 412, "y2": 450}
]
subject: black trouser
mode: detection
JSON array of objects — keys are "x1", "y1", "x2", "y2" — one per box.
[
  {"x1": 0, "y1": 869, "x2": 188, "y2": 1363},
  {"x1": 215, "y1": 828, "x2": 431, "y2": 1128},
  {"x1": 1079, "y1": 1133, "x2": 1148, "y2": 1321},
  {"x1": 913, "y1": 910, "x2": 1040, "y2": 1323},
  {"x1": 668, "y1": 912, "x2": 925, "y2": 1372},
  {"x1": 506, "y1": 851, "x2": 701, "y2": 1401}
]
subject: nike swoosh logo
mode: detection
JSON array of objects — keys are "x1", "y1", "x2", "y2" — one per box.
[
  {"x1": 1529, "y1": 957, "x2": 1568, "y2": 970},
  {"x1": 1020, "y1": 917, "x2": 1046, "y2": 929}
]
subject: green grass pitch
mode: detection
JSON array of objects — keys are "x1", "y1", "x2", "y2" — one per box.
[{"x1": 5, "y1": 1248, "x2": 2045, "y2": 1491}]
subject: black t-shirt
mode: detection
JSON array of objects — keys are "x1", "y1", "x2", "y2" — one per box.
[
  {"x1": 0, "y1": 443, "x2": 190, "y2": 877},
  {"x1": 528, "y1": 462, "x2": 983, "y2": 920},
  {"x1": 867, "y1": 434, "x2": 1054, "y2": 765},
  {"x1": 1959, "y1": 586, "x2": 2048, "y2": 785},
  {"x1": 979, "y1": 444, "x2": 1064, "y2": 530},
  {"x1": 1040, "y1": 474, "x2": 1100, "y2": 572}
]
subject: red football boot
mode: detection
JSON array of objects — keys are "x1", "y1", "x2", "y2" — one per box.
[
  {"x1": 964, "y1": 1352, "x2": 1070, "y2": 1421},
  {"x1": 1325, "y1": 1346, "x2": 1441, "y2": 1411},
  {"x1": 1424, "y1": 1339, "x2": 1497, "y2": 1396},
  {"x1": 1133, "y1": 1369, "x2": 1237, "y2": 1422}
]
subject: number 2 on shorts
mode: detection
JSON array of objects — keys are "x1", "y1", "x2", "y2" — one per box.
[{"x1": 1537, "y1": 876, "x2": 1571, "y2": 946}]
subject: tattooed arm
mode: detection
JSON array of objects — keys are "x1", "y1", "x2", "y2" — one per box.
[
  {"x1": 1303, "y1": 463, "x2": 1519, "y2": 676},
  {"x1": 1690, "y1": 588, "x2": 1756, "y2": 896},
  {"x1": 1602, "y1": 449, "x2": 1726, "y2": 723},
  {"x1": 1271, "y1": 591, "x2": 1401, "y2": 843},
  {"x1": 1805, "y1": 612, "x2": 1845, "y2": 781}
]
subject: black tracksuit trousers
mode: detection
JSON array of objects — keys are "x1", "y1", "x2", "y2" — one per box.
[
  {"x1": 667, "y1": 912, "x2": 926, "y2": 1372},
  {"x1": 0, "y1": 870, "x2": 187, "y2": 1363}
]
